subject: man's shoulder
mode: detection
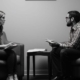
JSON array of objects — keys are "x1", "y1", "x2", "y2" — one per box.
[{"x1": 77, "y1": 21, "x2": 80, "y2": 28}]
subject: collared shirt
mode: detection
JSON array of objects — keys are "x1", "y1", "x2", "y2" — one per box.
[{"x1": 60, "y1": 21, "x2": 80, "y2": 50}]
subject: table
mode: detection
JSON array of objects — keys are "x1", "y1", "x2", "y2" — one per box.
[{"x1": 27, "y1": 49, "x2": 52, "y2": 80}]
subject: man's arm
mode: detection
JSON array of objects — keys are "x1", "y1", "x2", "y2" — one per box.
[
  {"x1": 46, "y1": 27, "x2": 80, "y2": 48},
  {"x1": 59, "y1": 27, "x2": 80, "y2": 48},
  {"x1": 46, "y1": 39, "x2": 60, "y2": 47}
]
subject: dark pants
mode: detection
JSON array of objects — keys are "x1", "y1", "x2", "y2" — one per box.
[
  {"x1": 51, "y1": 47, "x2": 80, "y2": 77},
  {"x1": 5, "y1": 49, "x2": 17, "y2": 75}
]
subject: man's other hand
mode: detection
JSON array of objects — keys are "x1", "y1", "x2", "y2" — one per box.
[{"x1": 46, "y1": 39, "x2": 60, "y2": 47}]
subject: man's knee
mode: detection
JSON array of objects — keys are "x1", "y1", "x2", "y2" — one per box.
[
  {"x1": 60, "y1": 49, "x2": 66, "y2": 53},
  {"x1": 60, "y1": 49, "x2": 68, "y2": 56}
]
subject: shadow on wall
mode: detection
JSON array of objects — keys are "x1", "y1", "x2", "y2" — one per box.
[
  {"x1": 37, "y1": 59, "x2": 48, "y2": 74},
  {"x1": 36, "y1": 59, "x2": 58, "y2": 77}
]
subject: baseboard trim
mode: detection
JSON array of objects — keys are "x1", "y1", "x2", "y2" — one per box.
[{"x1": 24, "y1": 69, "x2": 48, "y2": 75}]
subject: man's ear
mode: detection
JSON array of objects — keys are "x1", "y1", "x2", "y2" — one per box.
[{"x1": 71, "y1": 17, "x2": 74, "y2": 22}]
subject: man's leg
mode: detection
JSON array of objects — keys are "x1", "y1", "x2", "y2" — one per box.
[
  {"x1": 50, "y1": 47, "x2": 63, "y2": 77},
  {"x1": 60, "y1": 48, "x2": 80, "y2": 78}
]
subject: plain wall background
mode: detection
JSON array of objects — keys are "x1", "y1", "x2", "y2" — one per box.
[{"x1": 0, "y1": 0, "x2": 80, "y2": 75}]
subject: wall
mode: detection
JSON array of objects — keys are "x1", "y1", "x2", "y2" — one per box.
[{"x1": 0, "y1": 0, "x2": 80, "y2": 75}]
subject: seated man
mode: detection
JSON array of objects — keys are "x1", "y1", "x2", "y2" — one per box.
[
  {"x1": 46, "y1": 10, "x2": 80, "y2": 80},
  {"x1": 0, "y1": 11, "x2": 18, "y2": 80}
]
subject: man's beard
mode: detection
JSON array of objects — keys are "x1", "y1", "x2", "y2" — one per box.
[
  {"x1": 0, "y1": 25, "x2": 3, "y2": 33},
  {"x1": 67, "y1": 21, "x2": 72, "y2": 27}
]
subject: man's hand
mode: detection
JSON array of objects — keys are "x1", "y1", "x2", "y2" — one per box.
[{"x1": 46, "y1": 39, "x2": 60, "y2": 47}]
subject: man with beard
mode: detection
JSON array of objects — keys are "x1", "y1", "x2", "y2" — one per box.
[
  {"x1": 46, "y1": 10, "x2": 80, "y2": 80},
  {"x1": 0, "y1": 11, "x2": 18, "y2": 80}
]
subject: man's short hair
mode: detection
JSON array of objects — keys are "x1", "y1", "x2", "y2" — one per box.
[{"x1": 68, "y1": 10, "x2": 80, "y2": 23}]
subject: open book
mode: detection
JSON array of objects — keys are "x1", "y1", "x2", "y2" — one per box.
[{"x1": 0, "y1": 42, "x2": 18, "y2": 50}]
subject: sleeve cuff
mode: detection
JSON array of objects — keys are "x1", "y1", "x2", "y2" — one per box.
[
  {"x1": 59, "y1": 43, "x2": 63, "y2": 47},
  {"x1": 59, "y1": 43, "x2": 67, "y2": 47}
]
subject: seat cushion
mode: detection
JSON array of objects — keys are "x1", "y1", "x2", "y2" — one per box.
[
  {"x1": 71, "y1": 58, "x2": 80, "y2": 78},
  {"x1": 72, "y1": 58, "x2": 80, "y2": 65}
]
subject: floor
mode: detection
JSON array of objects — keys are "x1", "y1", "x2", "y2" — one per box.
[
  {"x1": 23, "y1": 75, "x2": 49, "y2": 80},
  {"x1": 22, "y1": 75, "x2": 80, "y2": 80}
]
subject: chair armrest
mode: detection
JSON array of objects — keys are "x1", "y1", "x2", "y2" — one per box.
[
  {"x1": 12, "y1": 42, "x2": 24, "y2": 64},
  {"x1": 12, "y1": 42, "x2": 24, "y2": 75},
  {"x1": 12, "y1": 43, "x2": 24, "y2": 54}
]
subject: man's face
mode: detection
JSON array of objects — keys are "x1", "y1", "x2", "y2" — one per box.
[
  {"x1": 0, "y1": 12, "x2": 5, "y2": 26},
  {"x1": 66, "y1": 13, "x2": 72, "y2": 27}
]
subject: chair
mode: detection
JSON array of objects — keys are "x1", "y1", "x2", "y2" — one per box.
[
  {"x1": 71, "y1": 58, "x2": 80, "y2": 79},
  {"x1": 0, "y1": 42, "x2": 24, "y2": 80}
]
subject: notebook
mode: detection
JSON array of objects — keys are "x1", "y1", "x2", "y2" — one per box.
[{"x1": 27, "y1": 48, "x2": 47, "y2": 52}]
